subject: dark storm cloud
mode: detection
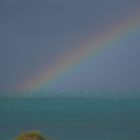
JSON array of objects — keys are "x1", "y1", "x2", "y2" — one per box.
[{"x1": 0, "y1": 0, "x2": 140, "y2": 90}]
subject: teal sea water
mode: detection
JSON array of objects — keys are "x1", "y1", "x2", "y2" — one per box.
[{"x1": 0, "y1": 97, "x2": 140, "y2": 140}]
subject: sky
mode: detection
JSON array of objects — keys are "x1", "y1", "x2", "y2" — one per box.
[{"x1": 0, "y1": 0, "x2": 140, "y2": 92}]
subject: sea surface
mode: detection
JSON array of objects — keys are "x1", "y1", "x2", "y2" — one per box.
[{"x1": 0, "y1": 97, "x2": 140, "y2": 140}]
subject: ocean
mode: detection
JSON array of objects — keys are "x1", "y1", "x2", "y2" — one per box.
[{"x1": 0, "y1": 97, "x2": 140, "y2": 140}]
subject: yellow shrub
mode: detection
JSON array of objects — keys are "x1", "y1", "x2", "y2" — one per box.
[{"x1": 14, "y1": 131, "x2": 54, "y2": 140}]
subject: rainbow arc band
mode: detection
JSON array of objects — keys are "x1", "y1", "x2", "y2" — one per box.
[{"x1": 17, "y1": 14, "x2": 140, "y2": 92}]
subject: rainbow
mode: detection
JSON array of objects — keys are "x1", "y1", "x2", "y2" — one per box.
[{"x1": 17, "y1": 14, "x2": 140, "y2": 91}]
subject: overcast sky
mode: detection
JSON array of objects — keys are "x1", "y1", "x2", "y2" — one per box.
[{"x1": 0, "y1": 0, "x2": 140, "y2": 91}]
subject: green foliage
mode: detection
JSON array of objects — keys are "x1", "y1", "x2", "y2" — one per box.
[{"x1": 14, "y1": 131, "x2": 54, "y2": 140}]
